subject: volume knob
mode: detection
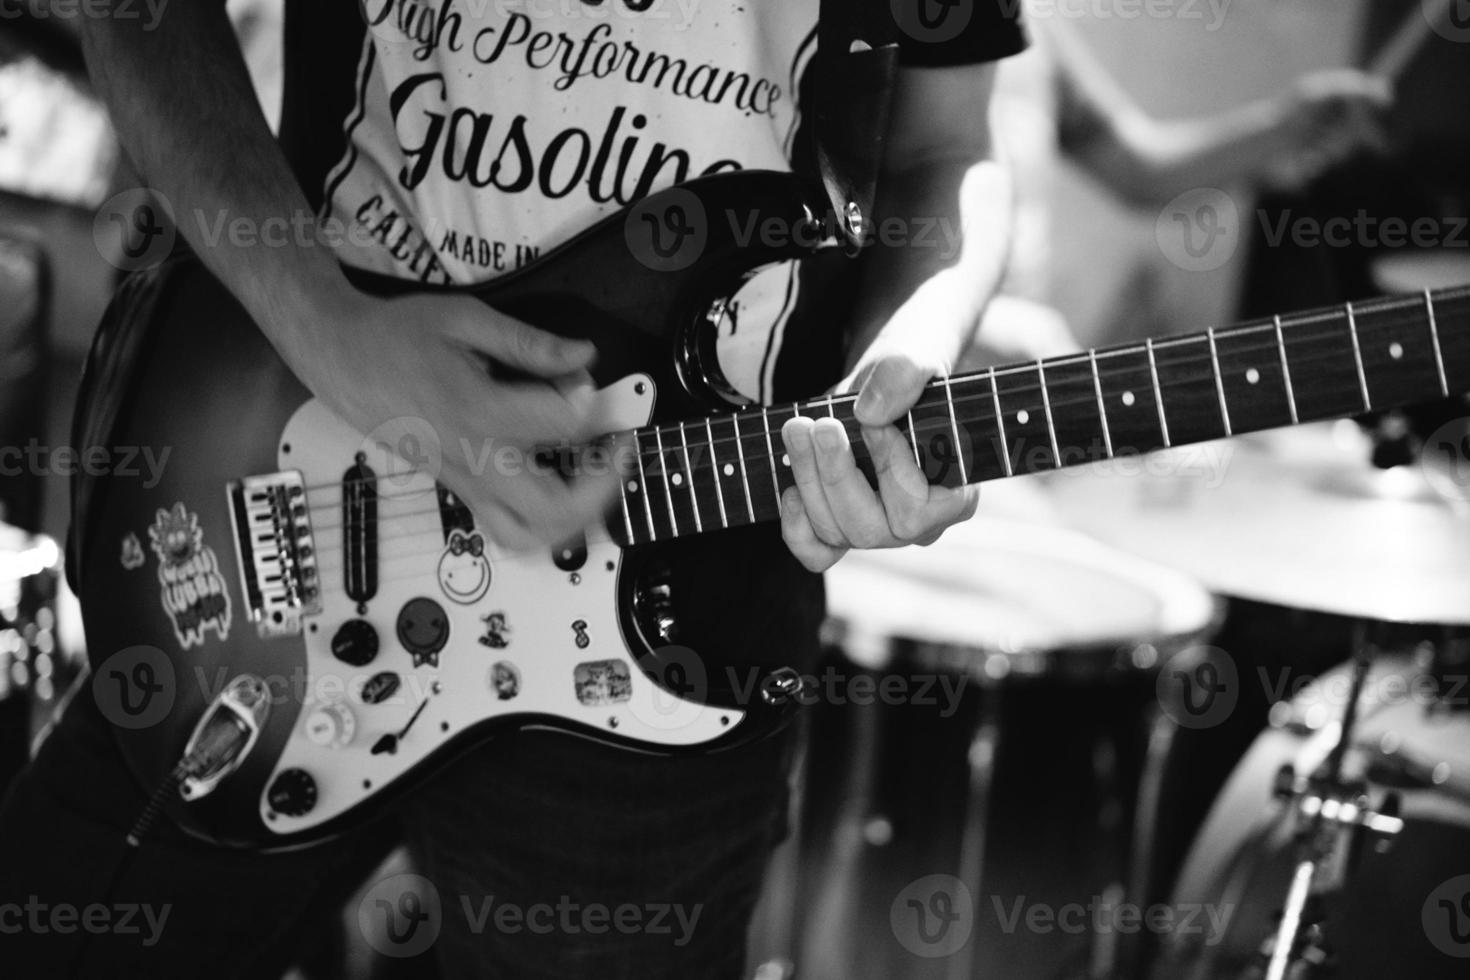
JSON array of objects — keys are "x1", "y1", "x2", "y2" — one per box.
[
  {"x1": 267, "y1": 768, "x2": 318, "y2": 817},
  {"x1": 331, "y1": 619, "x2": 379, "y2": 666}
]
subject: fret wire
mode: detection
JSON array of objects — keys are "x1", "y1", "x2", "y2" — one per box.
[
  {"x1": 1089, "y1": 349, "x2": 1114, "y2": 458},
  {"x1": 761, "y1": 405, "x2": 782, "y2": 503},
  {"x1": 1035, "y1": 359, "x2": 1060, "y2": 464},
  {"x1": 677, "y1": 421, "x2": 702, "y2": 534},
  {"x1": 906, "y1": 410, "x2": 921, "y2": 467},
  {"x1": 732, "y1": 413, "x2": 756, "y2": 522},
  {"x1": 653, "y1": 427, "x2": 680, "y2": 536},
  {"x1": 943, "y1": 374, "x2": 969, "y2": 484},
  {"x1": 1345, "y1": 302, "x2": 1372, "y2": 411},
  {"x1": 1145, "y1": 338, "x2": 1171, "y2": 448},
  {"x1": 633, "y1": 441, "x2": 658, "y2": 542},
  {"x1": 989, "y1": 366, "x2": 1013, "y2": 477},
  {"x1": 704, "y1": 417, "x2": 728, "y2": 528},
  {"x1": 1274, "y1": 315, "x2": 1299, "y2": 425},
  {"x1": 1206, "y1": 327, "x2": 1232, "y2": 437},
  {"x1": 1425, "y1": 289, "x2": 1450, "y2": 396},
  {"x1": 826, "y1": 395, "x2": 837, "y2": 419}
]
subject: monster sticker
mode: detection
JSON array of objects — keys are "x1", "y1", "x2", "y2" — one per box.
[
  {"x1": 437, "y1": 529, "x2": 491, "y2": 605},
  {"x1": 120, "y1": 533, "x2": 145, "y2": 571},
  {"x1": 147, "y1": 503, "x2": 232, "y2": 649}
]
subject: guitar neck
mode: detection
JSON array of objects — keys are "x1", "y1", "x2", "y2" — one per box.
[{"x1": 612, "y1": 286, "x2": 1470, "y2": 546}]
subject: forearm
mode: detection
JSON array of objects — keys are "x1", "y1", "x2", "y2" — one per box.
[
  {"x1": 845, "y1": 154, "x2": 1013, "y2": 371},
  {"x1": 1095, "y1": 101, "x2": 1290, "y2": 203},
  {"x1": 80, "y1": 2, "x2": 353, "y2": 353}
]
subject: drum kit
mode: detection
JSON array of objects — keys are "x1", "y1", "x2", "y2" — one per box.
[
  {"x1": 776, "y1": 413, "x2": 1470, "y2": 980},
  {"x1": 0, "y1": 521, "x2": 69, "y2": 789}
]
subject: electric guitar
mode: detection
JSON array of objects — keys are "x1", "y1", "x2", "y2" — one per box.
[{"x1": 73, "y1": 171, "x2": 1470, "y2": 850}]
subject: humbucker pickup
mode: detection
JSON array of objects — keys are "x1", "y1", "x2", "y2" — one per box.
[{"x1": 227, "y1": 472, "x2": 322, "y2": 638}]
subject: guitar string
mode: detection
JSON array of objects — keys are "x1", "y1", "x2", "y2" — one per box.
[
  {"x1": 303, "y1": 309, "x2": 1445, "y2": 521},
  {"x1": 298, "y1": 321, "x2": 1450, "y2": 546},
  {"x1": 287, "y1": 334, "x2": 1436, "y2": 583},
  {"x1": 283, "y1": 306, "x2": 1449, "y2": 506}
]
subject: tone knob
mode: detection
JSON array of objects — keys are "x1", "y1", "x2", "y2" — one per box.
[
  {"x1": 331, "y1": 619, "x2": 379, "y2": 666},
  {"x1": 303, "y1": 702, "x2": 356, "y2": 748},
  {"x1": 267, "y1": 768, "x2": 318, "y2": 817}
]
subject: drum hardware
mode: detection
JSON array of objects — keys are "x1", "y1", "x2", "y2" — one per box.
[{"x1": 1176, "y1": 624, "x2": 1433, "y2": 980}]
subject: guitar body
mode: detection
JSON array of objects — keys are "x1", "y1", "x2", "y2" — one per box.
[
  {"x1": 74, "y1": 172, "x2": 837, "y2": 849},
  {"x1": 73, "y1": 167, "x2": 1470, "y2": 853}
]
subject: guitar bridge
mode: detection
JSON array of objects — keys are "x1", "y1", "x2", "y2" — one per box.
[{"x1": 227, "y1": 472, "x2": 321, "y2": 637}]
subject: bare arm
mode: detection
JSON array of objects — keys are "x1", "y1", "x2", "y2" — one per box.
[
  {"x1": 80, "y1": 3, "x2": 620, "y2": 550},
  {"x1": 844, "y1": 62, "x2": 1012, "y2": 411},
  {"x1": 1045, "y1": 19, "x2": 1389, "y2": 204},
  {"x1": 80, "y1": 1, "x2": 346, "y2": 345},
  {"x1": 780, "y1": 62, "x2": 1010, "y2": 571}
]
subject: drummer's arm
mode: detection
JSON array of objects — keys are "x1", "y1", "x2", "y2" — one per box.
[
  {"x1": 1044, "y1": 19, "x2": 1389, "y2": 201},
  {"x1": 779, "y1": 63, "x2": 1009, "y2": 572}
]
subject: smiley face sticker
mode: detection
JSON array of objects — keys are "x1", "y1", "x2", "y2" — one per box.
[{"x1": 436, "y1": 530, "x2": 491, "y2": 605}]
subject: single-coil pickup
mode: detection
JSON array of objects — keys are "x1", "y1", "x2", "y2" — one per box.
[{"x1": 343, "y1": 453, "x2": 379, "y2": 613}]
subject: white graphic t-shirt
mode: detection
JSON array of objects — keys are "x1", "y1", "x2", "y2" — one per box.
[{"x1": 325, "y1": 0, "x2": 821, "y2": 402}]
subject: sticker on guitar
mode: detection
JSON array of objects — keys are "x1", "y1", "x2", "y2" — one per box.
[
  {"x1": 120, "y1": 532, "x2": 145, "y2": 571},
  {"x1": 436, "y1": 529, "x2": 491, "y2": 604},
  {"x1": 147, "y1": 502, "x2": 232, "y2": 649}
]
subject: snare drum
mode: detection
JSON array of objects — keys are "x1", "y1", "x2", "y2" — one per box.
[
  {"x1": 1153, "y1": 655, "x2": 1470, "y2": 979},
  {"x1": 825, "y1": 515, "x2": 1219, "y2": 682},
  {"x1": 786, "y1": 515, "x2": 1217, "y2": 980}
]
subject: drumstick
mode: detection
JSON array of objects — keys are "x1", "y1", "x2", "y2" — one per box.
[{"x1": 1370, "y1": 0, "x2": 1455, "y2": 81}]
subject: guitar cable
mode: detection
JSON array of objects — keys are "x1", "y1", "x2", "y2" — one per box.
[{"x1": 126, "y1": 710, "x2": 250, "y2": 847}]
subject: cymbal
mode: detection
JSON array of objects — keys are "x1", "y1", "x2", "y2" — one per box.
[{"x1": 1041, "y1": 422, "x2": 1470, "y2": 624}]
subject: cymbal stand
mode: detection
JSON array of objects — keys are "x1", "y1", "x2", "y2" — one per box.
[{"x1": 1259, "y1": 622, "x2": 1404, "y2": 980}]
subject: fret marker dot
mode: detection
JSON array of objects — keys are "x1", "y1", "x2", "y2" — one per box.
[
  {"x1": 1016, "y1": 409, "x2": 1030, "y2": 425},
  {"x1": 723, "y1": 463, "x2": 735, "y2": 477},
  {"x1": 627, "y1": 480, "x2": 638, "y2": 493},
  {"x1": 1389, "y1": 342, "x2": 1404, "y2": 361},
  {"x1": 782, "y1": 454, "x2": 791, "y2": 467},
  {"x1": 671, "y1": 473, "x2": 683, "y2": 486},
  {"x1": 1121, "y1": 391, "x2": 1136, "y2": 407},
  {"x1": 1245, "y1": 368, "x2": 1260, "y2": 385}
]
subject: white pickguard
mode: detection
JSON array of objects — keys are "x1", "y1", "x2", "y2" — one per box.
[{"x1": 257, "y1": 374, "x2": 745, "y2": 835}]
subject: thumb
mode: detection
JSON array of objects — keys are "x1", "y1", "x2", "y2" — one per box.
[{"x1": 853, "y1": 354, "x2": 942, "y2": 427}]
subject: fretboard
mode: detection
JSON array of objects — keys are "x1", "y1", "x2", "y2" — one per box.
[{"x1": 611, "y1": 287, "x2": 1470, "y2": 546}]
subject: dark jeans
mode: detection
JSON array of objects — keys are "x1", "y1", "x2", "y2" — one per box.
[{"x1": 0, "y1": 679, "x2": 794, "y2": 979}]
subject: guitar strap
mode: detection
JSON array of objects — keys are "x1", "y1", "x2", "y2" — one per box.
[{"x1": 813, "y1": 0, "x2": 902, "y2": 250}]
